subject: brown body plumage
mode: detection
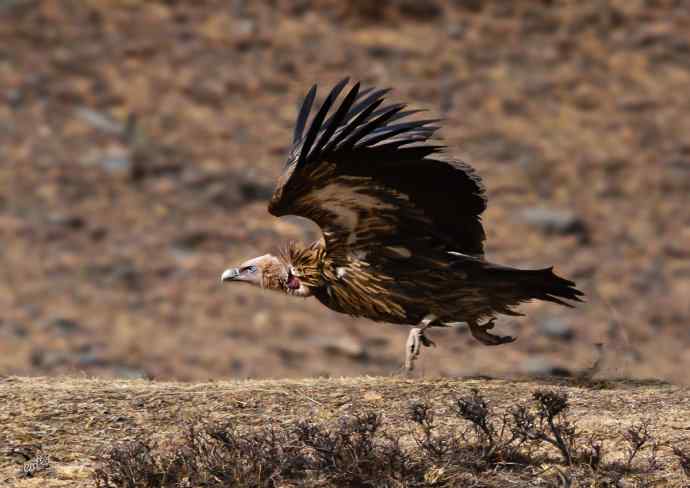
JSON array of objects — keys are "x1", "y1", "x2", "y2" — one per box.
[{"x1": 222, "y1": 78, "x2": 583, "y2": 370}]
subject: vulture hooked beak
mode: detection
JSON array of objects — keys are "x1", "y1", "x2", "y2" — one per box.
[
  {"x1": 220, "y1": 268, "x2": 240, "y2": 282},
  {"x1": 220, "y1": 260, "x2": 262, "y2": 287}
]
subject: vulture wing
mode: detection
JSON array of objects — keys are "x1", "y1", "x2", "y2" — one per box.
[{"x1": 268, "y1": 79, "x2": 487, "y2": 263}]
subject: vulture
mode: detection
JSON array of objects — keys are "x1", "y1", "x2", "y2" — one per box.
[{"x1": 221, "y1": 78, "x2": 583, "y2": 371}]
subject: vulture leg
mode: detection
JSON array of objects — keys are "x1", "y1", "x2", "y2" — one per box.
[
  {"x1": 468, "y1": 318, "x2": 516, "y2": 346},
  {"x1": 404, "y1": 314, "x2": 437, "y2": 372}
]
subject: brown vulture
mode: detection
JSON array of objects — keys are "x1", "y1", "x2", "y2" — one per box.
[{"x1": 221, "y1": 78, "x2": 583, "y2": 371}]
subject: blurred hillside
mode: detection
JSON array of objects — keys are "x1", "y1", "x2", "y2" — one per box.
[{"x1": 0, "y1": 0, "x2": 689, "y2": 382}]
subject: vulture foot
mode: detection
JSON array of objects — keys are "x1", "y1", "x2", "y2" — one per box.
[
  {"x1": 404, "y1": 315, "x2": 438, "y2": 372},
  {"x1": 469, "y1": 318, "x2": 516, "y2": 346}
]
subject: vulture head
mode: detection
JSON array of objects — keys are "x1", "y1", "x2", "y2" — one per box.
[{"x1": 221, "y1": 253, "x2": 313, "y2": 297}]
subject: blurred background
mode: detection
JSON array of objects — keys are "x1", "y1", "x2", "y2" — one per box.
[{"x1": 1, "y1": 0, "x2": 688, "y2": 383}]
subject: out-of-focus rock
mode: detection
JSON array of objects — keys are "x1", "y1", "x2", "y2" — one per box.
[
  {"x1": 6, "y1": 88, "x2": 23, "y2": 108},
  {"x1": 0, "y1": 321, "x2": 28, "y2": 338},
  {"x1": 521, "y1": 357, "x2": 572, "y2": 377},
  {"x1": 48, "y1": 214, "x2": 85, "y2": 230},
  {"x1": 75, "y1": 107, "x2": 125, "y2": 135},
  {"x1": 206, "y1": 175, "x2": 274, "y2": 209},
  {"x1": 80, "y1": 146, "x2": 131, "y2": 173},
  {"x1": 78, "y1": 352, "x2": 108, "y2": 367},
  {"x1": 363, "y1": 336, "x2": 390, "y2": 348},
  {"x1": 86, "y1": 261, "x2": 141, "y2": 289},
  {"x1": 397, "y1": 0, "x2": 442, "y2": 20},
  {"x1": 113, "y1": 366, "x2": 149, "y2": 379},
  {"x1": 319, "y1": 336, "x2": 366, "y2": 360},
  {"x1": 520, "y1": 207, "x2": 589, "y2": 240},
  {"x1": 46, "y1": 318, "x2": 82, "y2": 335},
  {"x1": 173, "y1": 231, "x2": 210, "y2": 251},
  {"x1": 30, "y1": 350, "x2": 70, "y2": 369},
  {"x1": 101, "y1": 154, "x2": 131, "y2": 173},
  {"x1": 239, "y1": 180, "x2": 273, "y2": 202},
  {"x1": 537, "y1": 317, "x2": 575, "y2": 341}
]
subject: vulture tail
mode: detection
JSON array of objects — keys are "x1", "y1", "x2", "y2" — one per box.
[
  {"x1": 493, "y1": 266, "x2": 584, "y2": 307},
  {"x1": 449, "y1": 253, "x2": 584, "y2": 309}
]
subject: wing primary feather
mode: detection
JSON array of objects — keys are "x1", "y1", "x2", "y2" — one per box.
[
  {"x1": 323, "y1": 82, "x2": 374, "y2": 134},
  {"x1": 370, "y1": 142, "x2": 445, "y2": 158},
  {"x1": 323, "y1": 97, "x2": 386, "y2": 153},
  {"x1": 368, "y1": 128, "x2": 440, "y2": 145},
  {"x1": 337, "y1": 103, "x2": 406, "y2": 150},
  {"x1": 368, "y1": 119, "x2": 440, "y2": 136},
  {"x1": 308, "y1": 82, "x2": 360, "y2": 161},
  {"x1": 385, "y1": 109, "x2": 427, "y2": 123},
  {"x1": 343, "y1": 88, "x2": 391, "y2": 123},
  {"x1": 354, "y1": 86, "x2": 375, "y2": 101},
  {"x1": 298, "y1": 77, "x2": 349, "y2": 165},
  {"x1": 293, "y1": 84, "x2": 317, "y2": 144}
]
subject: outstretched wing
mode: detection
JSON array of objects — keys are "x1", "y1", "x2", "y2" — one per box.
[{"x1": 268, "y1": 78, "x2": 487, "y2": 263}]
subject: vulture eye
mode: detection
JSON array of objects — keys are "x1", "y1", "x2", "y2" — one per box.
[{"x1": 243, "y1": 265, "x2": 257, "y2": 273}]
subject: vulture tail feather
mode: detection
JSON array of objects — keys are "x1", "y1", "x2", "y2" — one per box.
[{"x1": 493, "y1": 266, "x2": 585, "y2": 308}]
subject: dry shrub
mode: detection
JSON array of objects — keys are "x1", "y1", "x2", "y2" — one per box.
[{"x1": 94, "y1": 389, "x2": 681, "y2": 487}]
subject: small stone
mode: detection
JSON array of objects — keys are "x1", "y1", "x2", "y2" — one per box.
[
  {"x1": 78, "y1": 353, "x2": 107, "y2": 367},
  {"x1": 173, "y1": 231, "x2": 209, "y2": 251},
  {"x1": 75, "y1": 107, "x2": 124, "y2": 135},
  {"x1": 521, "y1": 207, "x2": 588, "y2": 239},
  {"x1": 447, "y1": 23, "x2": 466, "y2": 39},
  {"x1": 538, "y1": 317, "x2": 575, "y2": 341},
  {"x1": 397, "y1": 0, "x2": 442, "y2": 20},
  {"x1": 47, "y1": 318, "x2": 82, "y2": 335},
  {"x1": 30, "y1": 350, "x2": 70, "y2": 368},
  {"x1": 363, "y1": 336, "x2": 390, "y2": 348},
  {"x1": 113, "y1": 263, "x2": 141, "y2": 288},
  {"x1": 367, "y1": 45, "x2": 396, "y2": 59},
  {"x1": 101, "y1": 154, "x2": 131, "y2": 172},
  {"x1": 113, "y1": 366, "x2": 149, "y2": 379},
  {"x1": 80, "y1": 146, "x2": 131, "y2": 173},
  {"x1": 522, "y1": 357, "x2": 572, "y2": 377},
  {"x1": 48, "y1": 214, "x2": 85, "y2": 230},
  {"x1": 6, "y1": 88, "x2": 23, "y2": 108},
  {"x1": 320, "y1": 336, "x2": 366, "y2": 360}
]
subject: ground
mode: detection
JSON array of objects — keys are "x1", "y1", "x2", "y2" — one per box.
[
  {"x1": 1, "y1": 2, "x2": 689, "y2": 379},
  {"x1": 1, "y1": 376, "x2": 689, "y2": 486}
]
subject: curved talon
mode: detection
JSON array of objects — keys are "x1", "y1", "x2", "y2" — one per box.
[
  {"x1": 469, "y1": 319, "x2": 516, "y2": 346},
  {"x1": 480, "y1": 318, "x2": 496, "y2": 331},
  {"x1": 420, "y1": 334, "x2": 436, "y2": 348}
]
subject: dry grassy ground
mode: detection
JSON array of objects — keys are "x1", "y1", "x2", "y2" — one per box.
[{"x1": 1, "y1": 376, "x2": 689, "y2": 486}]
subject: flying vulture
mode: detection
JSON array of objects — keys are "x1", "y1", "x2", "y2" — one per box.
[{"x1": 221, "y1": 78, "x2": 583, "y2": 371}]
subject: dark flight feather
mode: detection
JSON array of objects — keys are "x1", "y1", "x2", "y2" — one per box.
[
  {"x1": 298, "y1": 77, "x2": 349, "y2": 165},
  {"x1": 293, "y1": 84, "x2": 316, "y2": 144},
  {"x1": 309, "y1": 82, "x2": 360, "y2": 163},
  {"x1": 338, "y1": 103, "x2": 407, "y2": 151}
]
